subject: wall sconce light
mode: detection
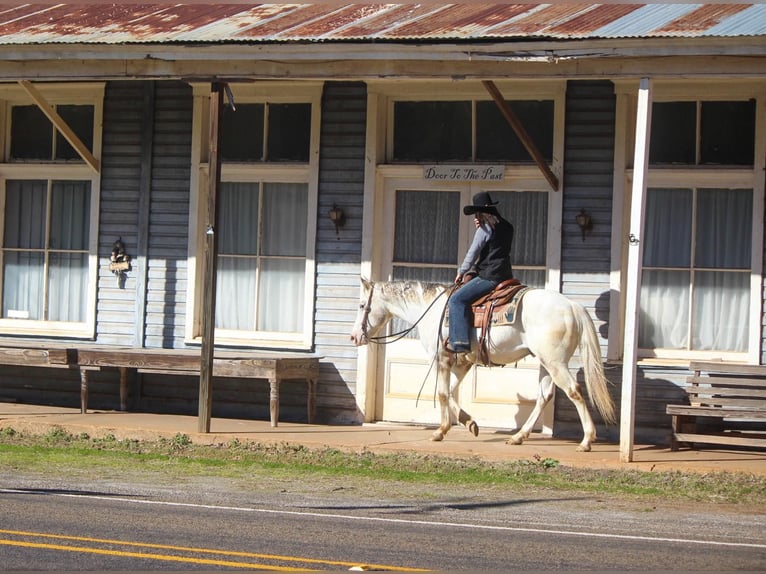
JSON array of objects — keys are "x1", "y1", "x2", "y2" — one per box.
[
  {"x1": 575, "y1": 208, "x2": 593, "y2": 242},
  {"x1": 109, "y1": 237, "x2": 131, "y2": 288},
  {"x1": 328, "y1": 204, "x2": 346, "y2": 237}
]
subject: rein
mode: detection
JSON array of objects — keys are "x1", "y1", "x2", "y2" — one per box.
[{"x1": 362, "y1": 282, "x2": 449, "y2": 345}]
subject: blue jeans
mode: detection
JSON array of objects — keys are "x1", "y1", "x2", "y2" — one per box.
[{"x1": 448, "y1": 276, "x2": 498, "y2": 352}]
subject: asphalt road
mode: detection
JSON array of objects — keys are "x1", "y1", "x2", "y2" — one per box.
[{"x1": 1, "y1": 474, "x2": 764, "y2": 571}]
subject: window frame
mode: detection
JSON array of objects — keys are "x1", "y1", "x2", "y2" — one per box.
[
  {"x1": 186, "y1": 82, "x2": 320, "y2": 349},
  {"x1": 0, "y1": 82, "x2": 103, "y2": 338},
  {"x1": 614, "y1": 79, "x2": 766, "y2": 363}
]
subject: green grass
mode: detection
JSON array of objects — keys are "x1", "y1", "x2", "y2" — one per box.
[{"x1": 1, "y1": 425, "x2": 764, "y2": 507}]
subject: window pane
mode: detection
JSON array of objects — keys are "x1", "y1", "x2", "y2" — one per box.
[
  {"x1": 10, "y1": 105, "x2": 52, "y2": 160},
  {"x1": 2, "y1": 252, "x2": 44, "y2": 320},
  {"x1": 700, "y1": 100, "x2": 755, "y2": 165},
  {"x1": 219, "y1": 183, "x2": 259, "y2": 255},
  {"x1": 649, "y1": 102, "x2": 695, "y2": 165},
  {"x1": 221, "y1": 103, "x2": 264, "y2": 162},
  {"x1": 639, "y1": 269, "x2": 690, "y2": 349},
  {"x1": 257, "y1": 258, "x2": 304, "y2": 332},
  {"x1": 493, "y1": 191, "x2": 547, "y2": 266},
  {"x1": 514, "y1": 269, "x2": 546, "y2": 288},
  {"x1": 215, "y1": 256, "x2": 256, "y2": 330},
  {"x1": 48, "y1": 252, "x2": 87, "y2": 322},
  {"x1": 692, "y1": 270, "x2": 748, "y2": 352},
  {"x1": 643, "y1": 188, "x2": 692, "y2": 267},
  {"x1": 50, "y1": 181, "x2": 90, "y2": 250},
  {"x1": 476, "y1": 100, "x2": 554, "y2": 161},
  {"x1": 4, "y1": 180, "x2": 47, "y2": 249},
  {"x1": 393, "y1": 101, "x2": 471, "y2": 161},
  {"x1": 261, "y1": 183, "x2": 308, "y2": 257},
  {"x1": 268, "y1": 103, "x2": 311, "y2": 162},
  {"x1": 695, "y1": 188, "x2": 752, "y2": 269},
  {"x1": 56, "y1": 105, "x2": 94, "y2": 160},
  {"x1": 394, "y1": 190, "x2": 459, "y2": 264}
]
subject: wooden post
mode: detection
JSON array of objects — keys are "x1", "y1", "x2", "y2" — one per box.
[
  {"x1": 198, "y1": 82, "x2": 225, "y2": 433},
  {"x1": 620, "y1": 78, "x2": 652, "y2": 462},
  {"x1": 482, "y1": 80, "x2": 559, "y2": 192}
]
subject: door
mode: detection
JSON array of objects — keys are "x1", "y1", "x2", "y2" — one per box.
[{"x1": 375, "y1": 177, "x2": 553, "y2": 432}]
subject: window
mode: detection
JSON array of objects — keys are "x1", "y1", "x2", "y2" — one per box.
[
  {"x1": 639, "y1": 188, "x2": 752, "y2": 352},
  {"x1": 10, "y1": 104, "x2": 94, "y2": 161},
  {"x1": 0, "y1": 83, "x2": 102, "y2": 337},
  {"x1": 216, "y1": 182, "x2": 308, "y2": 333},
  {"x1": 221, "y1": 103, "x2": 311, "y2": 162},
  {"x1": 188, "y1": 83, "x2": 319, "y2": 348},
  {"x1": 650, "y1": 100, "x2": 755, "y2": 166},
  {"x1": 615, "y1": 80, "x2": 765, "y2": 361},
  {"x1": 393, "y1": 99, "x2": 554, "y2": 162}
]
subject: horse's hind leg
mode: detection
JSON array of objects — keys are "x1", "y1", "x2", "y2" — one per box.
[
  {"x1": 543, "y1": 361, "x2": 597, "y2": 452},
  {"x1": 508, "y1": 374, "x2": 554, "y2": 446}
]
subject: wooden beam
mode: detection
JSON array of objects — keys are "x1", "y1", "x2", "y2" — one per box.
[
  {"x1": 620, "y1": 78, "x2": 652, "y2": 463},
  {"x1": 18, "y1": 80, "x2": 100, "y2": 174},
  {"x1": 198, "y1": 82, "x2": 225, "y2": 433},
  {"x1": 482, "y1": 80, "x2": 559, "y2": 192}
]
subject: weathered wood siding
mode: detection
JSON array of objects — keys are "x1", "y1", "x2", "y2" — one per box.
[
  {"x1": 96, "y1": 81, "x2": 147, "y2": 345},
  {"x1": 313, "y1": 81, "x2": 368, "y2": 423},
  {"x1": 97, "y1": 80, "x2": 192, "y2": 349},
  {"x1": 554, "y1": 80, "x2": 623, "y2": 439},
  {"x1": 143, "y1": 81, "x2": 193, "y2": 349}
]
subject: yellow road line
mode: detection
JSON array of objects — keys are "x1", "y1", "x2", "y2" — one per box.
[
  {"x1": 0, "y1": 529, "x2": 427, "y2": 571},
  {"x1": 0, "y1": 539, "x2": 304, "y2": 570}
]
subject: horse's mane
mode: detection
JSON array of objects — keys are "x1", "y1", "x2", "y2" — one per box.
[{"x1": 380, "y1": 280, "x2": 449, "y2": 303}]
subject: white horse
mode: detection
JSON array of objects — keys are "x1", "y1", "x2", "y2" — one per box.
[{"x1": 350, "y1": 279, "x2": 616, "y2": 452}]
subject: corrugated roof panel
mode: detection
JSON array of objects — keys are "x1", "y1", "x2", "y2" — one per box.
[
  {"x1": 373, "y1": 4, "x2": 529, "y2": 39},
  {"x1": 548, "y1": 4, "x2": 643, "y2": 37},
  {"x1": 654, "y1": 3, "x2": 751, "y2": 36},
  {"x1": 0, "y1": 3, "x2": 762, "y2": 45},
  {"x1": 269, "y1": 4, "x2": 399, "y2": 39},
  {"x1": 704, "y1": 3, "x2": 766, "y2": 36},
  {"x1": 486, "y1": 4, "x2": 603, "y2": 36},
  {"x1": 593, "y1": 4, "x2": 699, "y2": 38}
]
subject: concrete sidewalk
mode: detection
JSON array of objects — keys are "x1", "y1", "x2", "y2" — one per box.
[{"x1": 1, "y1": 401, "x2": 764, "y2": 475}]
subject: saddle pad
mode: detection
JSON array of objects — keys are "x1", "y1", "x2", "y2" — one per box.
[{"x1": 473, "y1": 286, "x2": 532, "y2": 328}]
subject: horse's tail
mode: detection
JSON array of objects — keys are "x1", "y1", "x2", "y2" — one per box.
[{"x1": 574, "y1": 303, "x2": 616, "y2": 425}]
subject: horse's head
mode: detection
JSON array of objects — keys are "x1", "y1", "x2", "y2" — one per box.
[{"x1": 350, "y1": 278, "x2": 392, "y2": 346}]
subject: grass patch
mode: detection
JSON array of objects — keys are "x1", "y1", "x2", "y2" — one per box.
[{"x1": 1, "y1": 425, "x2": 764, "y2": 507}]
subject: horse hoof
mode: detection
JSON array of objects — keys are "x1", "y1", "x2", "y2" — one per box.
[
  {"x1": 507, "y1": 435, "x2": 523, "y2": 446},
  {"x1": 431, "y1": 431, "x2": 444, "y2": 442},
  {"x1": 467, "y1": 420, "x2": 479, "y2": 437},
  {"x1": 576, "y1": 444, "x2": 592, "y2": 452}
]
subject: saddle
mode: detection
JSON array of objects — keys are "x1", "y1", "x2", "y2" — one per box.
[{"x1": 470, "y1": 278, "x2": 529, "y2": 367}]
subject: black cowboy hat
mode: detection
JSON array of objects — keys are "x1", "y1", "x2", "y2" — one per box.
[{"x1": 463, "y1": 191, "x2": 500, "y2": 215}]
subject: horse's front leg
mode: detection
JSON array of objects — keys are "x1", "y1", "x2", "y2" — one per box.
[{"x1": 431, "y1": 354, "x2": 476, "y2": 441}]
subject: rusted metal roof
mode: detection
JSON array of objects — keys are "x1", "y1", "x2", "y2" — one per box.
[{"x1": 0, "y1": 3, "x2": 763, "y2": 45}]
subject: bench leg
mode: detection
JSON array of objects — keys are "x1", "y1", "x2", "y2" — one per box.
[
  {"x1": 269, "y1": 377, "x2": 279, "y2": 427},
  {"x1": 118, "y1": 367, "x2": 129, "y2": 412},
  {"x1": 79, "y1": 369, "x2": 88, "y2": 414},
  {"x1": 670, "y1": 414, "x2": 695, "y2": 451},
  {"x1": 307, "y1": 378, "x2": 316, "y2": 424}
]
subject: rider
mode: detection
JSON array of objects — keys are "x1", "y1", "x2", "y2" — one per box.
[{"x1": 447, "y1": 191, "x2": 514, "y2": 353}]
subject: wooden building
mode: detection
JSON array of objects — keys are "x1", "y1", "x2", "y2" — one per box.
[{"x1": 0, "y1": 4, "x2": 764, "y2": 445}]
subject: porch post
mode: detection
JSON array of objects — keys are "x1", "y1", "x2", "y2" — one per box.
[
  {"x1": 199, "y1": 82, "x2": 225, "y2": 433},
  {"x1": 620, "y1": 78, "x2": 652, "y2": 462}
]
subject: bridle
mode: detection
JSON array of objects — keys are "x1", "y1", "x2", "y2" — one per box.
[{"x1": 360, "y1": 281, "x2": 450, "y2": 345}]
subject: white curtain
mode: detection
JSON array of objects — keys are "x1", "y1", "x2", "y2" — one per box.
[
  {"x1": 3, "y1": 180, "x2": 89, "y2": 322},
  {"x1": 216, "y1": 181, "x2": 307, "y2": 333},
  {"x1": 639, "y1": 187, "x2": 751, "y2": 352}
]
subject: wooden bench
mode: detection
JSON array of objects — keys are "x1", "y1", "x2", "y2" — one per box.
[
  {"x1": 666, "y1": 360, "x2": 766, "y2": 450},
  {"x1": 0, "y1": 343, "x2": 320, "y2": 427}
]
